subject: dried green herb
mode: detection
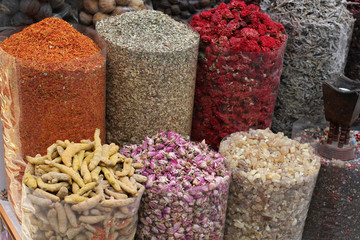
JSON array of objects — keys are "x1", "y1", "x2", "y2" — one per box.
[{"x1": 96, "y1": 10, "x2": 199, "y2": 147}]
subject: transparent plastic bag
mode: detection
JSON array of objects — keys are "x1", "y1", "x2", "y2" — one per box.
[
  {"x1": 0, "y1": 0, "x2": 78, "y2": 27},
  {"x1": 22, "y1": 166, "x2": 144, "y2": 240},
  {"x1": 191, "y1": 40, "x2": 287, "y2": 150},
  {"x1": 79, "y1": 0, "x2": 153, "y2": 26},
  {"x1": 96, "y1": 11, "x2": 199, "y2": 147},
  {"x1": 219, "y1": 129, "x2": 321, "y2": 240},
  {"x1": 292, "y1": 121, "x2": 360, "y2": 240},
  {"x1": 135, "y1": 176, "x2": 230, "y2": 239},
  {"x1": 0, "y1": 24, "x2": 106, "y2": 220},
  {"x1": 261, "y1": 0, "x2": 355, "y2": 136}
]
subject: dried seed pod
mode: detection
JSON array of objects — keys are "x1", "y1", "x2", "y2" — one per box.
[
  {"x1": 92, "y1": 12, "x2": 108, "y2": 26},
  {"x1": 34, "y1": 3, "x2": 52, "y2": 21},
  {"x1": 115, "y1": 0, "x2": 129, "y2": 5},
  {"x1": 20, "y1": 0, "x2": 40, "y2": 17},
  {"x1": 0, "y1": 0, "x2": 20, "y2": 15},
  {"x1": 83, "y1": 0, "x2": 99, "y2": 14},
  {"x1": 10, "y1": 12, "x2": 33, "y2": 26},
  {"x1": 49, "y1": 0, "x2": 64, "y2": 9},
  {"x1": 99, "y1": 0, "x2": 115, "y2": 13},
  {"x1": 79, "y1": 10, "x2": 92, "y2": 25}
]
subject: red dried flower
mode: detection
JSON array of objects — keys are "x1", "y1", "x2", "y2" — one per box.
[{"x1": 190, "y1": 0, "x2": 287, "y2": 149}]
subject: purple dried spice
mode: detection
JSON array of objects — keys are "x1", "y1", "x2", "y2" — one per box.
[{"x1": 121, "y1": 131, "x2": 230, "y2": 240}]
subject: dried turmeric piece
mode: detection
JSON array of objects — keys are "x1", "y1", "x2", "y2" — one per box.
[
  {"x1": 64, "y1": 194, "x2": 89, "y2": 204},
  {"x1": 115, "y1": 158, "x2": 132, "y2": 177},
  {"x1": 41, "y1": 172, "x2": 71, "y2": 183},
  {"x1": 47, "y1": 161, "x2": 85, "y2": 187},
  {"x1": 77, "y1": 182, "x2": 97, "y2": 196},
  {"x1": 88, "y1": 129, "x2": 102, "y2": 171},
  {"x1": 81, "y1": 152, "x2": 93, "y2": 184},
  {"x1": 91, "y1": 166, "x2": 101, "y2": 182},
  {"x1": 47, "y1": 143, "x2": 59, "y2": 161},
  {"x1": 23, "y1": 172, "x2": 37, "y2": 190},
  {"x1": 37, "y1": 177, "x2": 69, "y2": 192},
  {"x1": 61, "y1": 143, "x2": 93, "y2": 167},
  {"x1": 102, "y1": 167, "x2": 121, "y2": 191},
  {"x1": 26, "y1": 155, "x2": 47, "y2": 165}
]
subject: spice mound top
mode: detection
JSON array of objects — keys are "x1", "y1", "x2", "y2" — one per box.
[
  {"x1": 96, "y1": 10, "x2": 199, "y2": 52},
  {"x1": 0, "y1": 17, "x2": 100, "y2": 62},
  {"x1": 219, "y1": 128, "x2": 321, "y2": 182}
]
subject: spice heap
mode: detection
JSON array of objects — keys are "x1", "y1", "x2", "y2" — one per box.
[
  {"x1": 219, "y1": 128, "x2": 320, "y2": 240},
  {"x1": 96, "y1": 10, "x2": 199, "y2": 147},
  {"x1": 345, "y1": 0, "x2": 360, "y2": 81},
  {"x1": 261, "y1": 0, "x2": 355, "y2": 135},
  {"x1": 22, "y1": 129, "x2": 147, "y2": 240},
  {"x1": 190, "y1": 0, "x2": 286, "y2": 149},
  {"x1": 0, "y1": 17, "x2": 106, "y2": 220},
  {"x1": 121, "y1": 131, "x2": 230, "y2": 239},
  {"x1": 0, "y1": 0, "x2": 77, "y2": 27},
  {"x1": 79, "y1": 0, "x2": 150, "y2": 26},
  {"x1": 292, "y1": 124, "x2": 360, "y2": 239}
]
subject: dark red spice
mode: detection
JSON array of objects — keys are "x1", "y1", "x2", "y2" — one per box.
[
  {"x1": 0, "y1": 17, "x2": 106, "y2": 219},
  {"x1": 190, "y1": 0, "x2": 287, "y2": 149}
]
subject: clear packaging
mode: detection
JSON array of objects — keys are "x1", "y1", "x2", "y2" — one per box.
[
  {"x1": 22, "y1": 171, "x2": 144, "y2": 240},
  {"x1": 21, "y1": 129, "x2": 147, "y2": 240},
  {"x1": 0, "y1": 23, "x2": 106, "y2": 220},
  {"x1": 292, "y1": 121, "x2": 360, "y2": 240},
  {"x1": 96, "y1": 10, "x2": 199, "y2": 147},
  {"x1": 191, "y1": 41, "x2": 287, "y2": 150},
  {"x1": 79, "y1": 0, "x2": 153, "y2": 26},
  {"x1": 121, "y1": 131, "x2": 231, "y2": 239},
  {"x1": 0, "y1": 0, "x2": 78, "y2": 27},
  {"x1": 219, "y1": 129, "x2": 321, "y2": 240},
  {"x1": 261, "y1": 0, "x2": 355, "y2": 135}
]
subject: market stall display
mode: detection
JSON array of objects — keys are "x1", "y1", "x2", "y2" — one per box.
[
  {"x1": 261, "y1": 0, "x2": 355, "y2": 136},
  {"x1": 0, "y1": 17, "x2": 106, "y2": 220},
  {"x1": 0, "y1": 0, "x2": 78, "y2": 27},
  {"x1": 121, "y1": 131, "x2": 230, "y2": 239},
  {"x1": 96, "y1": 10, "x2": 199, "y2": 147},
  {"x1": 22, "y1": 129, "x2": 147, "y2": 240},
  {"x1": 190, "y1": 0, "x2": 287, "y2": 150},
  {"x1": 219, "y1": 128, "x2": 320, "y2": 240}
]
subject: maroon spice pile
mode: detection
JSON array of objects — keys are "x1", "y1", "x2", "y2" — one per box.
[
  {"x1": 345, "y1": 0, "x2": 360, "y2": 81},
  {"x1": 190, "y1": 0, "x2": 286, "y2": 149}
]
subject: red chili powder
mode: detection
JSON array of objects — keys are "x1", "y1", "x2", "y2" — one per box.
[{"x1": 1, "y1": 17, "x2": 100, "y2": 61}]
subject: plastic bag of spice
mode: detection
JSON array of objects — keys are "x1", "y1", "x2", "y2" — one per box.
[
  {"x1": 78, "y1": 0, "x2": 153, "y2": 27},
  {"x1": 121, "y1": 131, "x2": 231, "y2": 239},
  {"x1": 96, "y1": 10, "x2": 199, "y2": 147},
  {"x1": 261, "y1": 0, "x2": 355, "y2": 136},
  {"x1": 0, "y1": 17, "x2": 106, "y2": 220},
  {"x1": 0, "y1": 0, "x2": 78, "y2": 27},
  {"x1": 190, "y1": 0, "x2": 287, "y2": 150},
  {"x1": 292, "y1": 123, "x2": 360, "y2": 239},
  {"x1": 219, "y1": 128, "x2": 321, "y2": 240},
  {"x1": 21, "y1": 129, "x2": 147, "y2": 240}
]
